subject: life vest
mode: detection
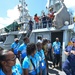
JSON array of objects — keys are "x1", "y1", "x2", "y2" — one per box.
[{"x1": 48, "y1": 12, "x2": 55, "y2": 20}]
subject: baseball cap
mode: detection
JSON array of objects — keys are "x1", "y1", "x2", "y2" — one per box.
[
  {"x1": 14, "y1": 38, "x2": 19, "y2": 41},
  {"x1": 72, "y1": 38, "x2": 75, "y2": 43}
]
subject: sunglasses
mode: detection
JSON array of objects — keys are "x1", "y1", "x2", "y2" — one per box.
[
  {"x1": 73, "y1": 42, "x2": 75, "y2": 43},
  {"x1": 6, "y1": 55, "x2": 16, "y2": 61}
]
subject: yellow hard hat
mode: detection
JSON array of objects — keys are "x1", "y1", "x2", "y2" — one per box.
[{"x1": 49, "y1": 7, "x2": 53, "y2": 11}]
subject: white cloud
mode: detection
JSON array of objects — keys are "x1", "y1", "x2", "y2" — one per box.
[
  {"x1": 0, "y1": 5, "x2": 20, "y2": 29},
  {"x1": 64, "y1": 0, "x2": 75, "y2": 16},
  {"x1": 7, "y1": 5, "x2": 20, "y2": 20},
  {"x1": 64, "y1": 0, "x2": 75, "y2": 8}
]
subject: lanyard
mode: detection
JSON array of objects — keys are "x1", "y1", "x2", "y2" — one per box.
[{"x1": 28, "y1": 56, "x2": 37, "y2": 74}]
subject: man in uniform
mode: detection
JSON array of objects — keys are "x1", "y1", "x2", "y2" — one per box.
[{"x1": 62, "y1": 38, "x2": 75, "y2": 75}]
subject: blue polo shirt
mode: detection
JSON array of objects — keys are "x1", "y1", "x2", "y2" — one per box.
[
  {"x1": 22, "y1": 53, "x2": 41, "y2": 75},
  {"x1": 0, "y1": 63, "x2": 22, "y2": 75},
  {"x1": 52, "y1": 41, "x2": 61, "y2": 54},
  {"x1": 11, "y1": 42, "x2": 20, "y2": 54},
  {"x1": 18, "y1": 43, "x2": 27, "y2": 59},
  {"x1": 37, "y1": 49, "x2": 45, "y2": 60},
  {"x1": 37, "y1": 49, "x2": 46, "y2": 70},
  {"x1": 65, "y1": 46, "x2": 75, "y2": 66}
]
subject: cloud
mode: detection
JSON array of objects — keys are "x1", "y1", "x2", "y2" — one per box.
[
  {"x1": 7, "y1": 5, "x2": 20, "y2": 20},
  {"x1": 64, "y1": 0, "x2": 75, "y2": 16},
  {"x1": 0, "y1": 5, "x2": 20, "y2": 29},
  {"x1": 64, "y1": 0, "x2": 75, "y2": 8}
]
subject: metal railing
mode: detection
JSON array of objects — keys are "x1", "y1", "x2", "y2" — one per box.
[
  {"x1": 0, "y1": 20, "x2": 53, "y2": 34},
  {"x1": 33, "y1": 20, "x2": 53, "y2": 29},
  {"x1": 0, "y1": 28, "x2": 6, "y2": 34}
]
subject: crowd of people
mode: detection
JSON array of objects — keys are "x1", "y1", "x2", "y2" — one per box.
[
  {"x1": 0, "y1": 36, "x2": 75, "y2": 75},
  {"x1": 2, "y1": 36, "x2": 75, "y2": 75},
  {"x1": 28, "y1": 8, "x2": 55, "y2": 31},
  {"x1": 0, "y1": 36, "x2": 63, "y2": 75}
]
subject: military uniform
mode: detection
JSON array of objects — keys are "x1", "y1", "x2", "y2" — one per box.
[{"x1": 63, "y1": 39, "x2": 75, "y2": 75}]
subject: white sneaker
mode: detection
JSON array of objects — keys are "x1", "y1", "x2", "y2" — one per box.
[{"x1": 52, "y1": 65, "x2": 54, "y2": 69}]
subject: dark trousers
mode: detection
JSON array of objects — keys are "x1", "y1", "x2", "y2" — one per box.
[
  {"x1": 53, "y1": 54, "x2": 60, "y2": 66},
  {"x1": 48, "y1": 19, "x2": 52, "y2": 27},
  {"x1": 43, "y1": 22, "x2": 47, "y2": 28},
  {"x1": 62, "y1": 59, "x2": 75, "y2": 75},
  {"x1": 29, "y1": 24, "x2": 32, "y2": 31},
  {"x1": 48, "y1": 49, "x2": 53, "y2": 61}
]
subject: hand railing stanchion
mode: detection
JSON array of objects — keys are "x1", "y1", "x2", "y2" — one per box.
[{"x1": 47, "y1": 20, "x2": 49, "y2": 28}]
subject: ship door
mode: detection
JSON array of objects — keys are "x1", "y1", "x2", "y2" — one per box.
[{"x1": 51, "y1": 31, "x2": 63, "y2": 70}]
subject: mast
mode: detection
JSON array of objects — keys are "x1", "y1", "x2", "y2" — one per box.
[{"x1": 18, "y1": 0, "x2": 30, "y2": 23}]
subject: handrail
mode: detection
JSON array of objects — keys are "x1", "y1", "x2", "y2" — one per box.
[
  {"x1": 0, "y1": 28, "x2": 6, "y2": 34},
  {"x1": 18, "y1": 22, "x2": 29, "y2": 43},
  {"x1": 0, "y1": 20, "x2": 54, "y2": 35}
]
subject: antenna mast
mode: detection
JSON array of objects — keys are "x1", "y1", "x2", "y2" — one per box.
[{"x1": 18, "y1": 0, "x2": 30, "y2": 23}]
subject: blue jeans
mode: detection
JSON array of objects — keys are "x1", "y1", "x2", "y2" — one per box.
[{"x1": 36, "y1": 23, "x2": 39, "y2": 29}]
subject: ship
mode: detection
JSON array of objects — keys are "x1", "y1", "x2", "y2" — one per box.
[{"x1": 0, "y1": 0, "x2": 75, "y2": 65}]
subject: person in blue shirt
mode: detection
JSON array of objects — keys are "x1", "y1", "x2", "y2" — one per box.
[
  {"x1": 22, "y1": 43, "x2": 41, "y2": 75},
  {"x1": 0, "y1": 49, "x2": 22, "y2": 75},
  {"x1": 52, "y1": 37, "x2": 61, "y2": 68},
  {"x1": 11, "y1": 38, "x2": 20, "y2": 57},
  {"x1": 62, "y1": 38, "x2": 75, "y2": 75},
  {"x1": 36, "y1": 42, "x2": 47, "y2": 75},
  {"x1": 18, "y1": 37, "x2": 29, "y2": 63}
]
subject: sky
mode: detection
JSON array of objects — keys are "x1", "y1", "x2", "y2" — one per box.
[{"x1": 0, "y1": 0, "x2": 75, "y2": 29}]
